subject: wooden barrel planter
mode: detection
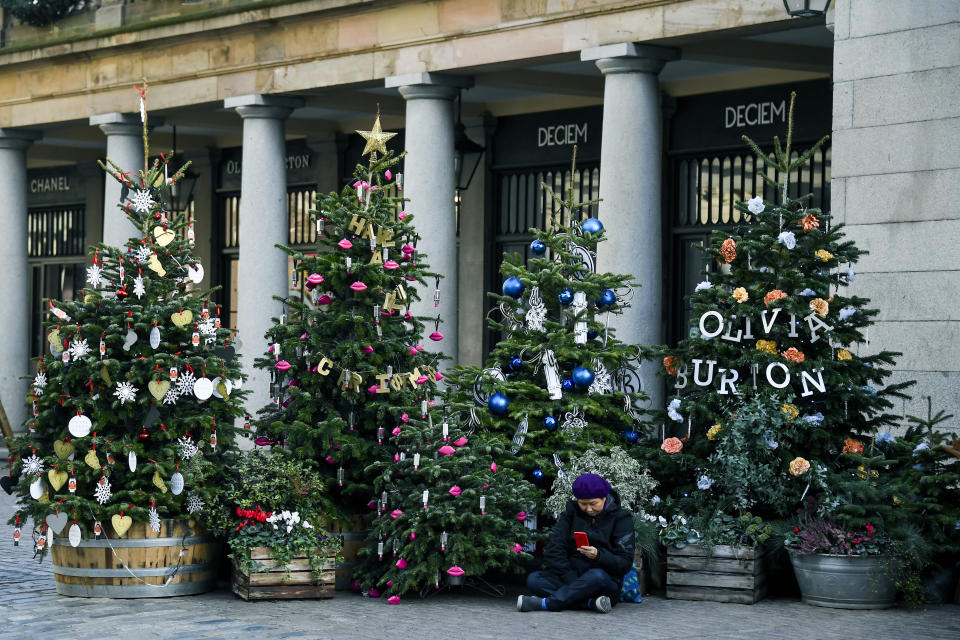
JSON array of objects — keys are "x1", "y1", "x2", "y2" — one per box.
[
  {"x1": 328, "y1": 515, "x2": 369, "y2": 591},
  {"x1": 51, "y1": 519, "x2": 219, "y2": 598},
  {"x1": 232, "y1": 547, "x2": 335, "y2": 600}
]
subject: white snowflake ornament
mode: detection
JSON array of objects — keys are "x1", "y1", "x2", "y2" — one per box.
[
  {"x1": 86, "y1": 264, "x2": 104, "y2": 288},
  {"x1": 162, "y1": 388, "x2": 178, "y2": 405},
  {"x1": 93, "y1": 477, "x2": 112, "y2": 505},
  {"x1": 113, "y1": 381, "x2": 138, "y2": 405},
  {"x1": 185, "y1": 494, "x2": 204, "y2": 514},
  {"x1": 175, "y1": 370, "x2": 197, "y2": 397},
  {"x1": 134, "y1": 245, "x2": 153, "y2": 264},
  {"x1": 22, "y1": 454, "x2": 44, "y2": 475},
  {"x1": 176, "y1": 437, "x2": 199, "y2": 460},
  {"x1": 148, "y1": 507, "x2": 161, "y2": 533},
  {"x1": 32, "y1": 370, "x2": 47, "y2": 394},
  {"x1": 69, "y1": 338, "x2": 92, "y2": 361},
  {"x1": 133, "y1": 275, "x2": 146, "y2": 299},
  {"x1": 130, "y1": 189, "x2": 154, "y2": 213},
  {"x1": 588, "y1": 360, "x2": 612, "y2": 395}
]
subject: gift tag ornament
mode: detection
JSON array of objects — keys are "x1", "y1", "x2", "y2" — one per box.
[
  {"x1": 69, "y1": 414, "x2": 92, "y2": 438},
  {"x1": 84, "y1": 449, "x2": 101, "y2": 470},
  {"x1": 147, "y1": 254, "x2": 166, "y2": 277},
  {"x1": 152, "y1": 469, "x2": 168, "y2": 494},
  {"x1": 128, "y1": 451, "x2": 137, "y2": 472},
  {"x1": 171, "y1": 310, "x2": 193, "y2": 327},
  {"x1": 193, "y1": 376, "x2": 213, "y2": 401},
  {"x1": 68, "y1": 523, "x2": 82, "y2": 547},
  {"x1": 111, "y1": 514, "x2": 133, "y2": 537},
  {"x1": 148, "y1": 379, "x2": 170, "y2": 401},
  {"x1": 149, "y1": 326, "x2": 161, "y2": 349},
  {"x1": 30, "y1": 478, "x2": 44, "y2": 500},
  {"x1": 45, "y1": 512, "x2": 68, "y2": 535},
  {"x1": 122, "y1": 328, "x2": 138, "y2": 351},
  {"x1": 170, "y1": 471, "x2": 184, "y2": 496},
  {"x1": 53, "y1": 439, "x2": 75, "y2": 459},
  {"x1": 93, "y1": 520, "x2": 102, "y2": 538},
  {"x1": 47, "y1": 468, "x2": 68, "y2": 492},
  {"x1": 153, "y1": 226, "x2": 176, "y2": 247}
]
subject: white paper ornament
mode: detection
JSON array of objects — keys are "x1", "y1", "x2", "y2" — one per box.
[
  {"x1": 187, "y1": 262, "x2": 204, "y2": 284},
  {"x1": 170, "y1": 472, "x2": 184, "y2": 495},
  {"x1": 149, "y1": 326, "x2": 160, "y2": 349},
  {"x1": 68, "y1": 523, "x2": 82, "y2": 547},
  {"x1": 123, "y1": 328, "x2": 138, "y2": 351},
  {"x1": 45, "y1": 512, "x2": 68, "y2": 534},
  {"x1": 193, "y1": 377, "x2": 213, "y2": 401},
  {"x1": 128, "y1": 451, "x2": 137, "y2": 472},
  {"x1": 68, "y1": 414, "x2": 92, "y2": 438},
  {"x1": 30, "y1": 478, "x2": 43, "y2": 500}
]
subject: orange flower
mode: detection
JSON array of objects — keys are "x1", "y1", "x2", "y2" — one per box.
[
  {"x1": 781, "y1": 403, "x2": 799, "y2": 421},
  {"x1": 706, "y1": 424, "x2": 722, "y2": 440},
  {"x1": 789, "y1": 457, "x2": 810, "y2": 477},
  {"x1": 661, "y1": 437, "x2": 683, "y2": 454},
  {"x1": 782, "y1": 347, "x2": 805, "y2": 363},
  {"x1": 843, "y1": 438, "x2": 864, "y2": 455},
  {"x1": 764, "y1": 289, "x2": 787, "y2": 306},
  {"x1": 732, "y1": 287, "x2": 748, "y2": 304},
  {"x1": 799, "y1": 212, "x2": 820, "y2": 233},
  {"x1": 809, "y1": 297, "x2": 829, "y2": 318},
  {"x1": 756, "y1": 339, "x2": 778, "y2": 355},
  {"x1": 720, "y1": 238, "x2": 737, "y2": 263},
  {"x1": 662, "y1": 356, "x2": 679, "y2": 376}
]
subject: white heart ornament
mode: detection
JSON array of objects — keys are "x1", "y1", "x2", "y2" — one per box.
[
  {"x1": 30, "y1": 478, "x2": 43, "y2": 500},
  {"x1": 193, "y1": 377, "x2": 213, "y2": 401},
  {"x1": 45, "y1": 512, "x2": 68, "y2": 535},
  {"x1": 128, "y1": 451, "x2": 137, "y2": 472},
  {"x1": 68, "y1": 523, "x2": 82, "y2": 547},
  {"x1": 149, "y1": 326, "x2": 160, "y2": 349},
  {"x1": 170, "y1": 472, "x2": 184, "y2": 496},
  {"x1": 68, "y1": 414, "x2": 92, "y2": 438},
  {"x1": 187, "y1": 262, "x2": 204, "y2": 284}
]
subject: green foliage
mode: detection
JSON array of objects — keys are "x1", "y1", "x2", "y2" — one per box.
[
  {"x1": 354, "y1": 396, "x2": 539, "y2": 597},
  {"x1": 545, "y1": 446, "x2": 657, "y2": 518},
  {"x1": 0, "y1": 0, "x2": 79, "y2": 27},
  {"x1": 253, "y1": 140, "x2": 443, "y2": 519},
  {"x1": 657, "y1": 513, "x2": 703, "y2": 550},
  {"x1": 7, "y1": 147, "x2": 246, "y2": 553},
  {"x1": 705, "y1": 512, "x2": 774, "y2": 548}
]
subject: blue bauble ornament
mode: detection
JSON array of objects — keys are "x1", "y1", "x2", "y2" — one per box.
[
  {"x1": 572, "y1": 365, "x2": 595, "y2": 388},
  {"x1": 587, "y1": 329, "x2": 599, "y2": 340},
  {"x1": 510, "y1": 356, "x2": 523, "y2": 371},
  {"x1": 488, "y1": 392, "x2": 510, "y2": 416},
  {"x1": 558, "y1": 289, "x2": 574, "y2": 306},
  {"x1": 502, "y1": 277, "x2": 525, "y2": 299},
  {"x1": 529, "y1": 239, "x2": 546, "y2": 255},
  {"x1": 543, "y1": 416, "x2": 558, "y2": 431},
  {"x1": 532, "y1": 468, "x2": 544, "y2": 479},
  {"x1": 624, "y1": 430, "x2": 639, "y2": 443},
  {"x1": 597, "y1": 289, "x2": 616, "y2": 308},
  {"x1": 581, "y1": 217, "x2": 604, "y2": 234},
  {"x1": 561, "y1": 378, "x2": 574, "y2": 392}
]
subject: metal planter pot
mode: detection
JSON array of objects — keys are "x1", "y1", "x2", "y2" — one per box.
[{"x1": 789, "y1": 551, "x2": 896, "y2": 609}]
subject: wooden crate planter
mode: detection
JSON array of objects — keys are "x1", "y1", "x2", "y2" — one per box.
[
  {"x1": 666, "y1": 544, "x2": 773, "y2": 604},
  {"x1": 232, "y1": 547, "x2": 335, "y2": 600}
]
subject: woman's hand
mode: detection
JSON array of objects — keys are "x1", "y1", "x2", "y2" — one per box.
[{"x1": 577, "y1": 545, "x2": 598, "y2": 560}]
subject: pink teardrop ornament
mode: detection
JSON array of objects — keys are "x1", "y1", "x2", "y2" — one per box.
[
  {"x1": 434, "y1": 371, "x2": 444, "y2": 381},
  {"x1": 395, "y1": 558, "x2": 407, "y2": 569},
  {"x1": 398, "y1": 211, "x2": 408, "y2": 220},
  {"x1": 512, "y1": 543, "x2": 523, "y2": 553},
  {"x1": 385, "y1": 170, "x2": 392, "y2": 180},
  {"x1": 363, "y1": 345, "x2": 374, "y2": 354}
]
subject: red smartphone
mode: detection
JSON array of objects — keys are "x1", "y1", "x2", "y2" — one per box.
[{"x1": 573, "y1": 531, "x2": 590, "y2": 548}]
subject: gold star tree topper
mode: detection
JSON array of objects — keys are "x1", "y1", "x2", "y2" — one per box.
[{"x1": 356, "y1": 112, "x2": 397, "y2": 157}]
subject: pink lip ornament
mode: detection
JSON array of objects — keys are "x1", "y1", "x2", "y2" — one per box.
[
  {"x1": 350, "y1": 282, "x2": 367, "y2": 292},
  {"x1": 338, "y1": 238, "x2": 353, "y2": 250}
]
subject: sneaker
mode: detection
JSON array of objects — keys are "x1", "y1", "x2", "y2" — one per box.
[
  {"x1": 517, "y1": 595, "x2": 543, "y2": 612},
  {"x1": 593, "y1": 595, "x2": 612, "y2": 613}
]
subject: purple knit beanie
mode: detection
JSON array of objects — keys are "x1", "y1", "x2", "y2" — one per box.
[{"x1": 571, "y1": 473, "x2": 611, "y2": 499}]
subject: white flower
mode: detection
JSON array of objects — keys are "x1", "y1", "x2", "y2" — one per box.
[
  {"x1": 651, "y1": 495, "x2": 661, "y2": 505},
  {"x1": 680, "y1": 516, "x2": 687, "y2": 525},
  {"x1": 667, "y1": 398, "x2": 683, "y2": 423},
  {"x1": 694, "y1": 280, "x2": 712, "y2": 292},
  {"x1": 697, "y1": 475, "x2": 713, "y2": 490},
  {"x1": 658, "y1": 515, "x2": 667, "y2": 526},
  {"x1": 800, "y1": 288, "x2": 816, "y2": 296},
  {"x1": 839, "y1": 307, "x2": 856, "y2": 321},
  {"x1": 747, "y1": 196, "x2": 765, "y2": 214},
  {"x1": 777, "y1": 231, "x2": 797, "y2": 250},
  {"x1": 913, "y1": 442, "x2": 930, "y2": 455}
]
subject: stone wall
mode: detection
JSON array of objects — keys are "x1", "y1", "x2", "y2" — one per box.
[{"x1": 831, "y1": 0, "x2": 960, "y2": 431}]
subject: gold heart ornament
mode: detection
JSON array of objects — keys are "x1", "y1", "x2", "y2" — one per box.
[
  {"x1": 153, "y1": 226, "x2": 175, "y2": 247},
  {"x1": 152, "y1": 469, "x2": 168, "y2": 494},
  {"x1": 148, "y1": 380, "x2": 170, "y2": 401},
  {"x1": 148, "y1": 254, "x2": 166, "y2": 277},
  {"x1": 84, "y1": 449, "x2": 101, "y2": 470},
  {"x1": 171, "y1": 310, "x2": 193, "y2": 327},
  {"x1": 111, "y1": 513, "x2": 133, "y2": 537},
  {"x1": 53, "y1": 439, "x2": 75, "y2": 459},
  {"x1": 48, "y1": 468, "x2": 68, "y2": 491}
]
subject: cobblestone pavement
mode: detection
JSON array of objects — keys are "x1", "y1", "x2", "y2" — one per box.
[{"x1": 2, "y1": 490, "x2": 958, "y2": 640}]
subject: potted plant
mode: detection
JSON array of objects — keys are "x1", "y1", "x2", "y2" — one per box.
[{"x1": 225, "y1": 451, "x2": 341, "y2": 600}]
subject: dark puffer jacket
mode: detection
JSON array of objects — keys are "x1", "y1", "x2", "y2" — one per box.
[{"x1": 543, "y1": 491, "x2": 635, "y2": 584}]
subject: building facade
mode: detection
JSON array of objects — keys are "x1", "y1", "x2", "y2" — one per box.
[{"x1": 0, "y1": 0, "x2": 956, "y2": 433}]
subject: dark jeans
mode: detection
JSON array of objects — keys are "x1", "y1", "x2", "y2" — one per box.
[{"x1": 527, "y1": 568, "x2": 619, "y2": 612}]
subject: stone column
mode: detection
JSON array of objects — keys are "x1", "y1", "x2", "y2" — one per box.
[
  {"x1": 224, "y1": 94, "x2": 303, "y2": 417},
  {"x1": 385, "y1": 72, "x2": 472, "y2": 368},
  {"x1": 0, "y1": 128, "x2": 41, "y2": 433},
  {"x1": 581, "y1": 43, "x2": 678, "y2": 414},
  {"x1": 90, "y1": 113, "x2": 158, "y2": 248}
]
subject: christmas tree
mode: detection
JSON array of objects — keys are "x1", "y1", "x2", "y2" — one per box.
[
  {"x1": 6, "y1": 86, "x2": 246, "y2": 551},
  {"x1": 353, "y1": 396, "x2": 537, "y2": 601},
  {"x1": 447, "y1": 152, "x2": 649, "y2": 498},
  {"x1": 253, "y1": 113, "x2": 445, "y2": 519},
  {"x1": 655, "y1": 93, "x2": 912, "y2": 525}
]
